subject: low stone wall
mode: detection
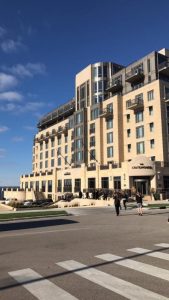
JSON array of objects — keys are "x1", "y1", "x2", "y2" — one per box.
[{"x1": 57, "y1": 198, "x2": 113, "y2": 208}]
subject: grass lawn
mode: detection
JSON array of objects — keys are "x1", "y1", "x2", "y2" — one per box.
[{"x1": 0, "y1": 210, "x2": 68, "y2": 221}]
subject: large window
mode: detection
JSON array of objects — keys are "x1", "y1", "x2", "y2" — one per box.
[
  {"x1": 74, "y1": 179, "x2": 81, "y2": 192},
  {"x1": 91, "y1": 108, "x2": 99, "y2": 120},
  {"x1": 107, "y1": 132, "x2": 113, "y2": 144},
  {"x1": 135, "y1": 111, "x2": 143, "y2": 123},
  {"x1": 76, "y1": 126, "x2": 83, "y2": 137},
  {"x1": 48, "y1": 180, "x2": 52, "y2": 193},
  {"x1": 76, "y1": 139, "x2": 83, "y2": 149},
  {"x1": 101, "y1": 177, "x2": 109, "y2": 189},
  {"x1": 51, "y1": 149, "x2": 55, "y2": 157},
  {"x1": 42, "y1": 181, "x2": 46, "y2": 192},
  {"x1": 57, "y1": 180, "x2": 62, "y2": 192},
  {"x1": 51, "y1": 159, "x2": 54, "y2": 167},
  {"x1": 147, "y1": 90, "x2": 154, "y2": 101},
  {"x1": 107, "y1": 118, "x2": 113, "y2": 129},
  {"x1": 90, "y1": 149, "x2": 96, "y2": 160},
  {"x1": 76, "y1": 151, "x2": 83, "y2": 162},
  {"x1": 64, "y1": 179, "x2": 72, "y2": 192},
  {"x1": 107, "y1": 146, "x2": 113, "y2": 158},
  {"x1": 90, "y1": 136, "x2": 95, "y2": 147},
  {"x1": 114, "y1": 176, "x2": 121, "y2": 189},
  {"x1": 136, "y1": 126, "x2": 144, "y2": 138},
  {"x1": 75, "y1": 112, "x2": 83, "y2": 124},
  {"x1": 149, "y1": 106, "x2": 153, "y2": 116},
  {"x1": 88, "y1": 178, "x2": 96, "y2": 189},
  {"x1": 90, "y1": 123, "x2": 95, "y2": 134},
  {"x1": 137, "y1": 141, "x2": 145, "y2": 154}
]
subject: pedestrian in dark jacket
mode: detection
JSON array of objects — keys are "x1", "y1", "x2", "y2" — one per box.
[
  {"x1": 136, "y1": 191, "x2": 143, "y2": 216},
  {"x1": 113, "y1": 192, "x2": 121, "y2": 216}
]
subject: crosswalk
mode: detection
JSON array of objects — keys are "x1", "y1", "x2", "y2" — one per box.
[{"x1": 8, "y1": 243, "x2": 169, "y2": 300}]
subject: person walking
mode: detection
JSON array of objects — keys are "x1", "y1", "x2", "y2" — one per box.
[
  {"x1": 123, "y1": 190, "x2": 128, "y2": 210},
  {"x1": 113, "y1": 192, "x2": 121, "y2": 216},
  {"x1": 136, "y1": 191, "x2": 143, "y2": 216}
]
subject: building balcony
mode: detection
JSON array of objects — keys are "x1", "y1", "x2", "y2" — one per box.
[
  {"x1": 158, "y1": 61, "x2": 169, "y2": 77},
  {"x1": 125, "y1": 69, "x2": 144, "y2": 83},
  {"x1": 106, "y1": 80, "x2": 123, "y2": 93},
  {"x1": 90, "y1": 142, "x2": 95, "y2": 147},
  {"x1": 100, "y1": 164, "x2": 109, "y2": 170},
  {"x1": 99, "y1": 109, "x2": 113, "y2": 119},
  {"x1": 127, "y1": 98, "x2": 144, "y2": 110}
]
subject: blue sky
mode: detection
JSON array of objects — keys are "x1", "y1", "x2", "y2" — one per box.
[{"x1": 1, "y1": 0, "x2": 169, "y2": 185}]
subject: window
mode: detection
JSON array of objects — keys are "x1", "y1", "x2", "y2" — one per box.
[
  {"x1": 107, "y1": 118, "x2": 113, "y2": 129},
  {"x1": 98, "y1": 81, "x2": 103, "y2": 92},
  {"x1": 101, "y1": 177, "x2": 109, "y2": 189},
  {"x1": 45, "y1": 142, "x2": 48, "y2": 149},
  {"x1": 107, "y1": 103, "x2": 113, "y2": 112},
  {"x1": 65, "y1": 135, "x2": 68, "y2": 143},
  {"x1": 65, "y1": 156, "x2": 68, "y2": 164},
  {"x1": 127, "y1": 144, "x2": 131, "y2": 153},
  {"x1": 42, "y1": 181, "x2": 46, "y2": 192},
  {"x1": 151, "y1": 156, "x2": 155, "y2": 161},
  {"x1": 91, "y1": 108, "x2": 99, "y2": 120},
  {"x1": 149, "y1": 106, "x2": 153, "y2": 116},
  {"x1": 75, "y1": 112, "x2": 83, "y2": 124},
  {"x1": 90, "y1": 136, "x2": 95, "y2": 147},
  {"x1": 150, "y1": 122, "x2": 154, "y2": 132},
  {"x1": 57, "y1": 157, "x2": 61, "y2": 166},
  {"x1": 48, "y1": 180, "x2": 52, "y2": 193},
  {"x1": 135, "y1": 111, "x2": 143, "y2": 123},
  {"x1": 148, "y1": 90, "x2": 154, "y2": 101},
  {"x1": 107, "y1": 146, "x2": 113, "y2": 157},
  {"x1": 147, "y1": 59, "x2": 151, "y2": 73},
  {"x1": 40, "y1": 152, "x2": 43, "y2": 160},
  {"x1": 107, "y1": 132, "x2": 113, "y2": 144},
  {"x1": 136, "y1": 126, "x2": 144, "y2": 138},
  {"x1": 45, "y1": 151, "x2": 48, "y2": 159},
  {"x1": 40, "y1": 162, "x2": 43, "y2": 169},
  {"x1": 51, "y1": 140, "x2": 55, "y2": 147},
  {"x1": 57, "y1": 147, "x2": 61, "y2": 155},
  {"x1": 137, "y1": 141, "x2": 145, "y2": 154},
  {"x1": 90, "y1": 123, "x2": 95, "y2": 134},
  {"x1": 58, "y1": 137, "x2": 61, "y2": 145},
  {"x1": 150, "y1": 139, "x2": 155, "y2": 149},
  {"x1": 45, "y1": 160, "x2": 48, "y2": 168},
  {"x1": 88, "y1": 178, "x2": 96, "y2": 189},
  {"x1": 51, "y1": 159, "x2": 55, "y2": 167},
  {"x1": 127, "y1": 114, "x2": 130, "y2": 123},
  {"x1": 64, "y1": 179, "x2": 72, "y2": 192},
  {"x1": 76, "y1": 151, "x2": 83, "y2": 162},
  {"x1": 65, "y1": 145, "x2": 68, "y2": 154},
  {"x1": 51, "y1": 149, "x2": 55, "y2": 157},
  {"x1": 127, "y1": 129, "x2": 131, "y2": 137},
  {"x1": 57, "y1": 180, "x2": 62, "y2": 192},
  {"x1": 74, "y1": 179, "x2": 81, "y2": 192},
  {"x1": 90, "y1": 149, "x2": 96, "y2": 160},
  {"x1": 98, "y1": 66, "x2": 102, "y2": 77},
  {"x1": 126, "y1": 100, "x2": 131, "y2": 109},
  {"x1": 40, "y1": 143, "x2": 43, "y2": 151},
  {"x1": 76, "y1": 139, "x2": 82, "y2": 149},
  {"x1": 76, "y1": 126, "x2": 83, "y2": 137},
  {"x1": 114, "y1": 176, "x2": 121, "y2": 189}
]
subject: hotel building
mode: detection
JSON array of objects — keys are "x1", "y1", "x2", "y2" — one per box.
[{"x1": 7, "y1": 48, "x2": 169, "y2": 201}]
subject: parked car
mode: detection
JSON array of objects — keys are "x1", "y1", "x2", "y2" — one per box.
[{"x1": 23, "y1": 201, "x2": 33, "y2": 207}]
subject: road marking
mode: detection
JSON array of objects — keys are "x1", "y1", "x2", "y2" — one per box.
[
  {"x1": 9, "y1": 268, "x2": 78, "y2": 300},
  {"x1": 155, "y1": 243, "x2": 169, "y2": 248},
  {"x1": 56, "y1": 260, "x2": 167, "y2": 300},
  {"x1": 96, "y1": 253, "x2": 169, "y2": 281},
  {"x1": 128, "y1": 247, "x2": 169, "y2": 261}
]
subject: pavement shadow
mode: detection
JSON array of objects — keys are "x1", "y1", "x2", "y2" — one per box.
[{"x1": 0, "y1": 218, "x2": 78, "y2": 232}]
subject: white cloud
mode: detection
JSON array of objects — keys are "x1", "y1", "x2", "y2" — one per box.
[
  {"x1": 0, "y1": 26, "x2": 6, "y2": 38},
  {"x1": 12, "y1": 136, "x2": 24, "y2": 142},
  {"x1": 0, "y1": 91, "x2": 23, "y2": 101},
  {"x1": 3, "y1": 63, "x2": 46, "y2": 78},
  {"x1": 1, "y1": 39, "x2": 26, "y2": 53},
  {"x1": 0, "y1": 126, "x2": 9, "y2": 132},
  {"x1": 24, "y1": 125, "x2": 35, "y2": 131},
  {"x1": 0, "y1": 73, "x2": 18, "y2": 91}
]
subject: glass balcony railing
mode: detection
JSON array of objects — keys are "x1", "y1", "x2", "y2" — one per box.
[
  {"x1": 125, "y1": 68, "x2": 144, "y2": 83},
  {"x1": 127, "y1": 98, "x2": 144, "y2": 110}
]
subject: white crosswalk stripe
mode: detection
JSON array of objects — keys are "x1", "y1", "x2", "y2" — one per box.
[
  {"x1": 56, "y1": 260, "x2": 168, "y2": 300},
  {"x1": 96, "y1": 253, "x2": 169, "y2": 281},
  {"x1": 127, "y1": 247, "x2": 169, "y2": 260},
  {"x1": 155, "y1": 243, "x2": 169, "y2": 248},
  {"x1": 9, "y1": 268, "x2": 78, "y2": 300}
]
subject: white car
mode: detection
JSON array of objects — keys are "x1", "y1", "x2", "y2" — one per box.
[{"x1": 23, "y1": 201, "x2": 33, "y2": 207}]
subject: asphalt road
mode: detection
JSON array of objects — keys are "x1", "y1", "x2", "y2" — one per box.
[{"x1": 0, "y1": 207, "x2": 169, "y2": 300}]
